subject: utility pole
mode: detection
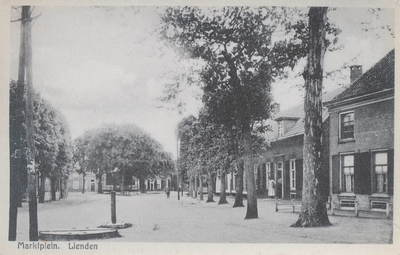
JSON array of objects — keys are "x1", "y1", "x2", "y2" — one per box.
[
  {"x1": 177, "y1": 135, "x2": 180, "y2": 200},
  {"x1": 20, "y1": 6, "x2": 38, "y2": 241}
]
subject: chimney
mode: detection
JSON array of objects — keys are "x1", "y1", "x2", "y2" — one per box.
[
  {"x1": 272, "y1": 103, "x2": 280, "y2": 115},
  {"x1": 350, "y1": 65, "x2": 362, "y2": 83}
]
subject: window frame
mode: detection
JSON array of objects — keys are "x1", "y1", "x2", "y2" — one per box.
[
  {"x1": 339, "y1": 110, "x2": 355, "y2": 141},
  {"x1": 254, "y1": 164, "x2": 258, "y2": 189},
  {"x1": 372, "y1": 150, "x2": 389, "y2": 194},
  {"x1": 340, "y1": 153, "x2": 355, "y2": 193},
  {"x1": 290, "y1": 159, "x2": 296, "y2": 190},
  {"x1": 277, "y1": 121, "x2": 284, "y2": 138}
]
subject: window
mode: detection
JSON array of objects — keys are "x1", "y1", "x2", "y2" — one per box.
[
  {"x1": 254, "y1": 165, "x2": 258, "y2": 189},
  {"x1": 340, "y1": 111, "x2": 354, "y2": 140},
  {"x1": 277, "y1": 162, "x2": 283, "y2": 180},
  {"x1": 290, "y1": 160, "x2": 296, "y2": 190},
  {"x1": 374, "y1": 152, "x2": 388, "y2": 193},
  {"x1": 342, "y1": 154, "x2": 354, "y2": 193},
  {"x1": 277, "y1": 121, "x2": 284, "y2": 138}
]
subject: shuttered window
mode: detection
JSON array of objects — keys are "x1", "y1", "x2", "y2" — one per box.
[
  {"x1": 290, "y1": 159, "x2": 296, "y2": 190},
  {"x1": 332, "y1": 155, "x2": 340, "y2": 194},
  {"x1": 388, "y1": 150, "x2": 394, "y2": 195},
  {"x1": 342, "y1": 154, "x2": 354, "y2": 192},
  {"x1": 295, "y1": 159, "x2": 303, "y2": 191},
  {"x1": 373, "y1": 152, "x2": 388, "y2": 193}
]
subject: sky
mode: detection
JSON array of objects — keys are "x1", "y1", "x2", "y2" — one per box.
[{"x1": 9, "y1": 6, "x2": 395, "y2": 158}]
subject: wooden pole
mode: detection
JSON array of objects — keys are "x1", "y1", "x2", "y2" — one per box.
[
  {"x1": 8, "y1": 6, "x2": 29, "y2": 240},
  {"x1": 22, "y1": 5, "x2": 39, "y2": 241},
  {"x1": 111, "y1": 191, "x2": 116, "y2": 224}
]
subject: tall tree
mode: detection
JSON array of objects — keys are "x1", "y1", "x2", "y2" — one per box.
[
  {"x1": 292, "y1": 7, "x2": 331, "y2": 227},
  {"x1": 160, "y1": 7, "x2": 307, "y2": 219}
]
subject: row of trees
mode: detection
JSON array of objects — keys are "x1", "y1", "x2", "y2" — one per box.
[
  {"x1": 73, "y1": 123, "x2": 175, "y2": 194},
  {"x1": 160, "y1": 6, "x2": 316, "y2": 222},
  {"x1": 177, "y1": 109, "x2": 267, "y2": 206},
  {"x1": 10, "y1": 80, "x2": 74, "y2": 204}
]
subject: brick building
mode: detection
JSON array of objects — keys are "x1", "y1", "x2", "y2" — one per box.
[{"x1": 324, "y1": 49, "x2": 394, "y2": 212}]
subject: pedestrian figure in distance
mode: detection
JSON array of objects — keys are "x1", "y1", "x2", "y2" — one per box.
[
  {"x1": 268, "y1": 177, "x2": 275, "y2": 198},
  {"x1": 165, "y1": 186, "x2": 170, "y2": 199}
]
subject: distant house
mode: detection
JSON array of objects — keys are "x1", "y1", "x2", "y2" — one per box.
[
  {"x1": 324, "y1": 49, "x2": 394, "y2": 212},
  {"x1": 257, "y1": 88, "x2": 345, "y2": 200},
  {"x1": 68, "y1": 166, "x2": 173, "y2": 193},
  {"x1": 67, "y1": 171, "x2": 102, "y2": 192}
]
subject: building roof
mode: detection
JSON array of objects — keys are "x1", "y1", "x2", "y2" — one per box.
[
  {"x1": 331, "y1": 49, "x2": 394, "y2": 101},
  {"x1": 270, "y1": 87, "x2": 346, "y2": 140}
]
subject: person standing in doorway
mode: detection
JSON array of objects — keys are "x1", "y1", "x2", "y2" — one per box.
[{"x1": 268, "y1": 177, "x2": 275, "y2": 197}]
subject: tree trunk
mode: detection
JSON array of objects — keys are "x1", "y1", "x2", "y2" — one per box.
[
  {"x1": 59, "y1": 178, "x2": 64, "y2": 199},
  {"x1": 189, "y1": 176, "x2": 193, "y2": 197},
  {"x1": 199, "y1": 174, "x2": 203, "y2": 201},
  {"x1": 82, "y1": 172, "x2": 86, "y2": 194},
  {"x1": 120, "y1": 170, "x2": 125, "y2": 195},
  {"x1": 194, "y1": 175, "x2": 198, "y2": 199},
  {"x1": 206, "y1": 172, "x2": 215, "y2": 203},
  {"x1": 97, "y1": 172, "x2": 103, "y2": 193},
  {"x1": 243, "y1": 123, "x2": 258, "y2": 219},
  {"x1": 38, "y1": 173, "x2": 45, "y2": 203},
  {"x1": 140, "y1": 177, "x2": 146, "y2": 193},
  {"x1": 181, "y1": 171, "x2": 184, "y2": 196},
  {"x1": 218, "y1": 170, "x2": 228, "y2": 205},
  {"x1": 233, "y1": 160, "x2": 245, "y2": 207},
  {"x1": 292, "y1": 7, "x2": 331, "y2": 228},
  {"x1": 50, "y1": 177, "x2": 57, "y2": 201},
  {"x1": 64, "y1": 179, "x2": 68, "y2": 198}
]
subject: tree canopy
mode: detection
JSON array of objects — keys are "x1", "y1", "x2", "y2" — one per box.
[
  {"x1": 9, "y1": 80, "x2": 73, "y2": 202},
  {"x1": 74, "y1": 123, "x2": 175, "y2": 192},
  {"x1": 160, "y1": 6, "x2": 311, "y2": 218}
]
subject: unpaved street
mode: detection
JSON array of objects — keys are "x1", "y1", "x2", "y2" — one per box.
[{"x1": 15, "y1": 191, "x2": 393, "y2": 243}]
